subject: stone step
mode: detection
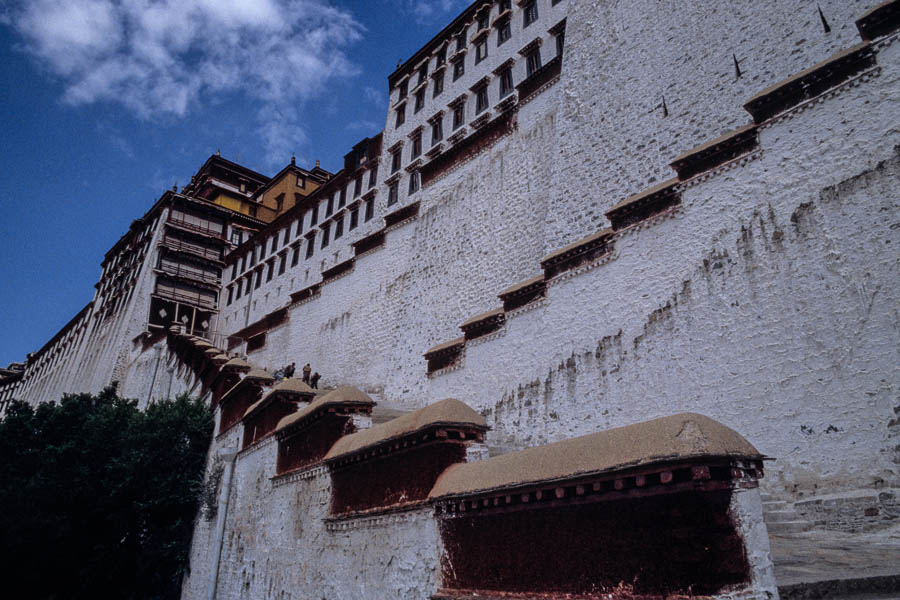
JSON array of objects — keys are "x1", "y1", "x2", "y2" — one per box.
[
  {"x1": 760, "y1": 492, "x2": 775, "y2": 502},
  {"x1": 763, "y1": 500, "x2": 789, "y2": 511},
  {"x1": 767, "y1": 520, "x2": 814, "y2": 535},
  {"x1": 766, "y1": 509, "x2": 803, "y2": 523}
]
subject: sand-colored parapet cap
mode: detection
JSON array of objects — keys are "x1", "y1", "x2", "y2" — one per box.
[
  {"x1": 220, "y1": 367, "x2": 274, "y2": 404},
  {"x1": 429, "y1": 413, "x2": 763, "y2": 499},
  {"x1": 222, "y1": 357, "x2": 252, "y2": 370},
  {"x1": 275, "y1": 385, "x2": 375, "y2": 434},
  {"x1": 325, "y1": 398, "x2": 487, "y2": 461}
]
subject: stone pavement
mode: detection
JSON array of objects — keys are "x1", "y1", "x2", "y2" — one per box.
[{"x1": 771, "y1": 524, "x2": 900, "y2": 599}]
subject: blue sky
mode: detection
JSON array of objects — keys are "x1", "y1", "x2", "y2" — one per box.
[{"x1": 0, "y1": 0, "x2": 470, "y2": 366}]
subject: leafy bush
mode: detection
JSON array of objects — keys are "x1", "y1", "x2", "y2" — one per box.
[{"x1": 0, "y1": 386, "x2": 213, "y2": 599}]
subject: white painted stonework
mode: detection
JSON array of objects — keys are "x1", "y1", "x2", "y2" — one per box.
[{"x1": 6, "y1": 0, "x2": 900, "y2": 598}]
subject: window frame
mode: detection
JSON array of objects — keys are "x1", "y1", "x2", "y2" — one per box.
[
  {"x1": 500, "y1": 66, "x2": 514, "y2": 97},
  {"x1": 524, "y1": 0, "x2": 538, "y2": 27},
  {"x1": 475, "y1": 84, "x2": 489, "y2": 114},
  {"x1": 526, "y1": 47, "x2": 542, "y2": 77},
  {"x1": 388, "y1": 181, "x2": 399, "y2": 206},
  {"x1": 452, "y1": 57, "x2": 465, "y2": 81},
  {"x1": 497, "y1": 18, "x2": 511, "y2": 46}
]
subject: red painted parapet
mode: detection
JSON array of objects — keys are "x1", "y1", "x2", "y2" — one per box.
[
  {"x1": 273, "y1": 386, "x2": 375, "y2": 476},
  {"x1": 429, "y1": 413, "x2": 775, "y2": 600},
  {"x1": 324, "y1": 398, "x2": 488, "y2": 518},
  {"x1": 216, "y1": 368, "x2": 274, "y2": 436},
  {"x1": 241, "y1": 378, "x2": 315, "y2": 449}
]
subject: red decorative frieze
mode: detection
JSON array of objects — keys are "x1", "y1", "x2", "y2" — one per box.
[
  {"x1": 429, "y1": 413, "x2": 767, "y2": 600},
  {"x1": 459, "y1": 308, "x2": 505, "y2": 341},
  {"x1": 275, "y1": 390, "x2": 375, "y2": 476},
  {"x1": 497, "y1": 275, "x2": 546, "y2": 312},
  {"x1": 421, "y1": 109, "x2": 517, "y2": 188},
  {"x1": 605, "y1": 179, "x2": 681, "y2": 231},
  {"x1": 743, "y1": 43, "x2": 876, "y2": 123},
  {"x1": 540, "y1": 229, "x2": 614, "y2": 280},
  {"x1": 856, "y1": 0, "x2": 900, "y2": 41},
  {"x1": 325, "y1": 399, "x2": 487, "y2": 518},
  {"x1": 352, "y1": 229, "x2": 386, "y2": 256},
  {"x1": 424, "y1": 337, "x2": 465, "y2": 374},
  {"x1": 515, "y1": 55, "x2": 561, "y2": 105},
  {"x1": 289, "y1": 283, "x2": 320, "y2": 304},
  {"x1": 384, "y1": 201, "x2": 420, "y2": 228},
  {"x1": 670, "y1": 125, "x2": 760, "y2": 181},
  {"x1": 321, "y1": 258, "x2": 355, "y2": 283}
]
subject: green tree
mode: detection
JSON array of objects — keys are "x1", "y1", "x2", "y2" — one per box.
[{"x1": 0, "y1": 386, "x2": 213, "y2": 599}]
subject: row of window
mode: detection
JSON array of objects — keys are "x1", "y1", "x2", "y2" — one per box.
[
  {"x1": 389, "y1": 35, "x2": 561, "y2": 187},
  {"x1": 230, "y1": 167, "x2": 378, "y2": 281},
  {"x1": 393, "y1": 0, "x2": 563, "y2": 120},
  {"x1": 395, "y1": 31, "x2": 563, "y2": 133},
  {"x1": 225, "y1": 197, "x2": 377, "y2": 305}
]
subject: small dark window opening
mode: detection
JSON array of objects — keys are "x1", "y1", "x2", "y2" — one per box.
[
  {"x1": 354, "y1": 176, "x2": 362, "y2": 197},
  {"x1": 524, "y1": 1, "x2": 538, "y2": 27},
  {"x1": 453, "y1": 103, "x2": 465, "y2": 129},
  {"x1": 321, "y1": 223, "x2": 330, "y2": 248},
  {"x1": 431, "y1": 118, "x2": 443, "y2": 145},
  {"x1": 475, "y1": 38, "x2": 488, "y2": 63},
  {"x1": 278, "y1": 254, "x2": 286, "y2": 275},
  {"x1": 412, "y1": 132, "x2": 422, "y2": 158},
  {"x1": 556, "y1": 29, "x2": 565, "y2": 57},
  {"x1": 334, "y1": 215, "x2": 344, "y2": 239},
  {"x1": 339, "y1": 186, "x2": 346, "y2": 208},
  {"x1": 453, "y1": 57, "x2": 465, "y2": 81},
  {"x1": 497, "y1": 19, "x2": 511, "y2": 45},
  {"x1": 415, "y1": 88, "x2": 425, "y2": 112},
  {"x1": 388, "y1": 181, "x2": 399, "y2": 206},
  {"x1": 326, "y1": 195, "x2": 334, "y2": 215},
  {"x1": 391, "y1": 149, "x2": 402, "y2": 173},
  {"x1": 500, "y1": 66, "x2": 514, "y2": 97},
  {"x1": 266, "y1": 261, "x2": 274, "y2": 282},
  {"x1": 350, "y1": 207, "x2": 359, "y2": 230},
  {"x1": 418, "y1": 65, "x2": 428, "y2": 85},
  {"x1": 408, "y1": 171, "x2": 420, "y2": 195},
  {"x1": 254, "y1": 270, "x2": 262, "y2": 289},
  {"x1": 396, "y1": 104, "x2": 406, "y2": 127},
  {"x1": 306, "y1": 236, "x2": 315, "y2": 259},
  {"x1": 456, "y1": 32, "x2": 466, "y2": 51},
  {"x1": 433, "y1": 71, "x2": 444, "y2": 97},
  {"x1": 235, "y1": 279, "x2": 243, "y2": 300},
  {"x1": 365, "y1": 198, "x2": 375, "y2": 221},
  {"x1": 476, "y1": 85, "x2": 489, "y2": 114},
  {"x1": 291, "y1": 246, "x2": 300, "y2": 267},
  {"x1": 368, "y1": 166, "x2": 378, "y2": 188},
  {"x1": 437, "y1": 47, "x2": 447, "y2": 65},
  {"x1": 399, "y1": 80, "x2": 408, "y2": 98},
  {"x1": 310, "y1": 204, "x2": 318, "y2": 226},
  {"x1": 227, "y1": 286, "x2": 234, "y2": 305},
  {"x1": 526, "y1": 47, "x2": 542, "y2": 77}
]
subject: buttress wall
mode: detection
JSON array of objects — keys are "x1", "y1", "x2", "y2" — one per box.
[{"x1": 547, "y1": 0, "x2": 880, "y2": 248}]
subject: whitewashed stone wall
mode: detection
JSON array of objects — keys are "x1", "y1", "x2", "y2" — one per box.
[
  {"x1": 547, "y1": 0, "x2": 880, "y2": 249},
  {"x1": 428, "y1": 36, "x2": 900, "y2": 498},
  {"x1": 180, "y1": 426, "x2": 441, "y2": 600}
]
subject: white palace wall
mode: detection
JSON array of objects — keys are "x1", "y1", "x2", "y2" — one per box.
[{"x1": 547, "y1": 0, "x2": 880, "y2": 248}]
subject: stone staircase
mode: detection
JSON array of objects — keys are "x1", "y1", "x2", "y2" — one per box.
[{"x1": 761, "y1": 492, "x2": 814, "y2": 535}]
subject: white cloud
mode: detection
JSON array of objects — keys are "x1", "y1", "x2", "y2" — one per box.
[
  {"x1": 363, "y1": 86, "x2": 386, "y2": 108},
  {"x1": 397, "y1": 0, "x2": 469, "y2": 23},
  {"x1": 4, "y1": 0, "x2": 364, "y2": 166}
]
